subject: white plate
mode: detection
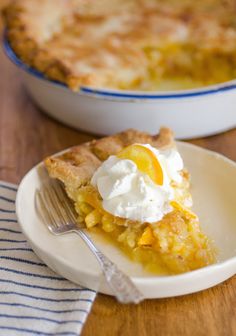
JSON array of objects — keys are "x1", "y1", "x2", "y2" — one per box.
[{"x1": 16, "y1": 142, "x2": 236, "y2": 299}]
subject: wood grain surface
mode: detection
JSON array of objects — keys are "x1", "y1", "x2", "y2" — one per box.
[{"x1": 0, "y1": 21, "x2": 235, "y2": 336}]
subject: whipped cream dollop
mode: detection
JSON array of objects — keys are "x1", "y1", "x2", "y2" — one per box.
[{"x1": 91, "y1": 144, "x2": 184, "y2": 223}]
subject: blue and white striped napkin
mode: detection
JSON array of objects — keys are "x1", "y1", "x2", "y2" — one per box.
[{"x1": 0, "y1": 181, "x2": 97, "y2": 336}]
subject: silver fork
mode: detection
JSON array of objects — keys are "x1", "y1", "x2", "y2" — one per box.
[{"x1": 35, "y1": 180, "x2": 144, "y2": 304}]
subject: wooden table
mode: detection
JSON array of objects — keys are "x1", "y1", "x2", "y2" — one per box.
[{"x1": 0, "y1": 31, "x2": 235, "y2": 336}]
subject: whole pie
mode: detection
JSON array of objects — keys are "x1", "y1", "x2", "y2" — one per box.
[
  {"x1": 3, "y1": 0, "x2": 236, "y2": 91},
  {"x1": 44, "y1": 128, "x2": 216, "y2": 275}
]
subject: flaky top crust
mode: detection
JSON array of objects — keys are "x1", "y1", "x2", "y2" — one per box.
[
  {"x1": 44, "y1": 128, "x2": 174, "y2": 200},
  {"x1": 3, "y1": 0, "x2": 236, "y2": 91}
]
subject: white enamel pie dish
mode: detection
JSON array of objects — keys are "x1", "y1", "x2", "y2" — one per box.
[
  {"x1": 3, "y1": 37, "x2": 236, "y2": 139},
  {"x1": 16, "y1": 142, "x2": 236, "y2": 299}
]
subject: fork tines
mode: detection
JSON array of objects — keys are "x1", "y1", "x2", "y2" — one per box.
[{"x1": 36, "y1": 180, "x2": 77, "y2": 231}]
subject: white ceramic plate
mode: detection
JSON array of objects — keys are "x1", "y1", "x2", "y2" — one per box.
[{"x1": 16, "y1": 142, "x2": 236, "y2": 299}]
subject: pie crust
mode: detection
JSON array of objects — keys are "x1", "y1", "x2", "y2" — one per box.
[
  {"x1": 45, "y1": 128, "x2": 173, "y2": 200},
  {"x1": 3, "y1": 0, "x2": 236, "y2": 91}
]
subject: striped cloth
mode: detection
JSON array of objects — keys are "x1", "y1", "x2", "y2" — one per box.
[{"x1": 0, "y1": 182, "x2": 97, "y2": 336}]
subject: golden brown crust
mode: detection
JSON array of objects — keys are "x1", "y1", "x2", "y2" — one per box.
[
  {"x1": 90, "y1": 127, "x2": 174, "y2": 161},
  {"x1": 3, "y1": 0, "x2": 236, "y2": 91},
  {"x1": 44, "y1": 144, "x2": 101, "y2": 200},
  {"x1": 3, "y1": 0, "x2": 76, "y2": 86},
  {"x1": 44, "y1": 127, "x2": 174, "y2": 199}
]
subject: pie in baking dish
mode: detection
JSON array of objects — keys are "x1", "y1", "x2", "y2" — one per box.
[
  {"x1": 3, "y1": 0, "x2": 236, "y2": 91},
  {"x1": 44, "y1": 128, "x2": 215, "y2": 274}
]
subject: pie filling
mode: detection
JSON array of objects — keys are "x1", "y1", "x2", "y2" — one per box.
[{"x1": 71, "y1": 144, "x2": 215, "y2": 275}]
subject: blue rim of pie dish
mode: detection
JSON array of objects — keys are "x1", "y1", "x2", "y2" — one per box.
[{"x1": 3, "y1": 33, "x2": 236, "y2": 100}]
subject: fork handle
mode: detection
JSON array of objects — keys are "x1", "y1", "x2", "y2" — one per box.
[{"x1": 74, "y1": 229, "x2": 144, "y2": 304}]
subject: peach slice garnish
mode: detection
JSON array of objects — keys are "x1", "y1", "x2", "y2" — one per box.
[{"x1": 117, "y1": 144, "x2": 163, "y2": 185}]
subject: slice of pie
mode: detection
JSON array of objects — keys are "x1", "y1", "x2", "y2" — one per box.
[{"x1": 44, "y1": 128, "x2": 215, "y2": 274}]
